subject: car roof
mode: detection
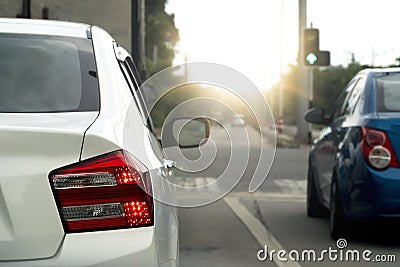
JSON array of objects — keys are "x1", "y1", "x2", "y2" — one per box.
[
  {"x1": 0, "y1": 18, "x2": 90, "y2": 38},
  {"x1": 359, "y1": 67, "x2": 400, "y2": 76}
]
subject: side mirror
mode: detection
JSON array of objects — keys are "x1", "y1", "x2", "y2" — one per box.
[
  {"x1": 161, "y1": 118, "x2": 210, "y2": 148},
  {"x1": 304, "y1": 107, "x2": 330, "y2": 125}
]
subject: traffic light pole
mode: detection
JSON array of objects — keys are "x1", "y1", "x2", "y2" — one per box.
[
  {"x1": 308, "y1": 68, "x2": 314, "y2": 143},
  {"x1": 295, "y1": 0, "x2": 311, "y2": 143}
]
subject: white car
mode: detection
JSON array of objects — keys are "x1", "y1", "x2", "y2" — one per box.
[{"x1": 0, "y1": 18, "x2": 208, "y2": 267}]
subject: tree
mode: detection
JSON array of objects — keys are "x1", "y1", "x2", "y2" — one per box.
[
  {"x1": 266, "y1": 62, "x2": 368, "y2": 124},
  {"x1": 145, "y1": 0, "x2": 179, "y2": 76},
  {"x1": 313, "y1": 62, "x2": 366, "y2": 113}
]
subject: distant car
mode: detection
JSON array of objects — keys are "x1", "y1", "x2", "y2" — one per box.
[
  {"x1": 305, "y1": 68, "x2": 400, "y2": 239},
  {"x1": 0, "y1": 18, "x2": 209, "y2": 266}
]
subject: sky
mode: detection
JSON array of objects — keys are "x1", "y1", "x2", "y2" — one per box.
[{"x1": 166, "y1": 0, "x2": 400, "y2": 91}]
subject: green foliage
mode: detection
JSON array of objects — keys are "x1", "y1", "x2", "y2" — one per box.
[
  {"x1": 144, "y1": 0, "x2": 181, "y2": 129},
  {"x1": 266, "y1": 62, "x2": 368, "y2": 125},
  {"x1": 145, "y1": 0, "x2": 179, "y2": 76},
  {"x1": 313, "y1": 63, "x2": 366, "y2": 114}
]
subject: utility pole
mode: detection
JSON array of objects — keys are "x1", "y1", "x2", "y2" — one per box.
[
  {"x1": 131, "y1": 0, "x2": 140, "y2": 66},
  {"x1": 278, "y1": 0, "x2": 284, "y2": 134},
  {"x1": 131, "y1": 0, "x2": 147, "y2": 80},
  {"x1": 296, "y1": 0, "x2": 310, "y2": 143},
  {"x1": 139, "y1": 0, "x2": 147, "y2": 79}
]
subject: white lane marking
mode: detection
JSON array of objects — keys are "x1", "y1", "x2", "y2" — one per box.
[
  {"x1": 175, "y1": 177, "x2": 306, "y2": 194},
  {"x1": 175, "y1": 177, "x2": 307, "y2": 202},
  {"x1": 176, "y1": 188, "x2": 306, "y2": 201},
  {"x1": 224, "y1": 197, "x2": 302, "y2": 267},
  {"x1": 175, "y1": 177, "x2": 216, "y2": 188},
  {"x1": 177, "y1": 194, "x2": 305, "y2": 203},
  {"x1": 230, "y1": 192, "x2": 305, "y2": 199},
  {"x1": 174, "y1": 177, "x2": 220, "y2": 198},
  {"x1": 272, "y1": 179, "x2": 306, "y2": 195},
  {"x1": 195, "y1": 177, "x2": 208, "y2": 186}
]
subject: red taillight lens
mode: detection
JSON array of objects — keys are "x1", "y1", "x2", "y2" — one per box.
[
  {"x1": 365, "y1": 128, "x2": 386, "y2": 147},
  {"x1": 361, "y1": 127, "x2": 399, "y2": 169},
  {"x1": 50, "y1": 150, "x2": 153, "y2": 233}
]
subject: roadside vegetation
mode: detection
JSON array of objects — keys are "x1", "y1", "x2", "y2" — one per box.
[{"x1": 266, "y1": 58, "x2": 400, "y2": 125}]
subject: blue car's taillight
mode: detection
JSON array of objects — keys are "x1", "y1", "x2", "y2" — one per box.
[{"x1": 361, "y1": 127, "x2": 399, "y2": 170}]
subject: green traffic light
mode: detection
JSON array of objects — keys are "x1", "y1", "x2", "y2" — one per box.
[{"x1": 306, "y1": 52, "x2": 318, "y2": 65}]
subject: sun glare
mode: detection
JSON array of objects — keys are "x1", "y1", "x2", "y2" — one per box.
[{"x1": 166, "y1": 0, "x2": 299, "y2": 91}]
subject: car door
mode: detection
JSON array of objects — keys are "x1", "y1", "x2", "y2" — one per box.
[{"x1": 313, "y1": 78, "x2": 359, "y2": 206}]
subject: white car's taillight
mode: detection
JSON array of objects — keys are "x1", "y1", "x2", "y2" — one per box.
[
  {"x1": 361, "y1": 127, "x2": 399, "y2": 170},
  {"x1": 49, "y1": 150, "x2": 153, "y2": 233}
]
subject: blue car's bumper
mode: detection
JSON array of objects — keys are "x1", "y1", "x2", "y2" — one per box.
[{"x1": 344, "y1": 165, "x2": 400, "y2": 219}]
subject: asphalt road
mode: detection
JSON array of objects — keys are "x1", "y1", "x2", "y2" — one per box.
[{"x1": 175, "y1": 124, "x2": 400, "y2": 267}]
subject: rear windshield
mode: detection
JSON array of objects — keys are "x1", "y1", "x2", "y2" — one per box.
[
  {"x1": 376, "y1": 72, "x2": 400, "y2": 112},
  {"x1": 0, "y1": 34, "x2": 99, "y2": 113}
]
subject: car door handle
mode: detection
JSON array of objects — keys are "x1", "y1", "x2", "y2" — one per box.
[{"x1": 163, "y1": 159, "x2": 176, "y2": 169}]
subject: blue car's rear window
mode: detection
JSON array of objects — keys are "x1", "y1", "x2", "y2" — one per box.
[
  {"x1": 0, "y1": 34, "x2": 99, "y2": 113},
  {"x1": 376, "y1": 72, "x2": 400, "y2": 112}
]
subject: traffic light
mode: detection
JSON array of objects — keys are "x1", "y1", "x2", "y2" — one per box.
[
  {"x1": 305, "y1": 50, "x2": 330, "y2": 66},
  {"x1": 303, "y1": 28, "x2": 330, "y2": 67}
]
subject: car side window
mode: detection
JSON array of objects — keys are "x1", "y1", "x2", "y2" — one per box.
[
  {"x1": 115, "y1": 46, "x2": 155, "y2": 133},
  {"x1": 344, "y1": 77, "x2": 364, "y2": 115},
  {"x1": 332, "y1": 79, "x2": 357, "y2": 120}
]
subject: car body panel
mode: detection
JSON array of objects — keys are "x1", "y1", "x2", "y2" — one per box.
[
  {"x1": 312, "y1": 126, "x2": 336, "y2": 207},
  {"x1": 0, "y1": 113, "x2": 97, "y2": 260},
  {"x1": 0, "y1": 228, "x2": 157, "y2": 267}
]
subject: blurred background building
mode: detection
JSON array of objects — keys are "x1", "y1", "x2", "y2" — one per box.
[{"x1": 0, "y1": 0, "x2": 132, "y2": 52}]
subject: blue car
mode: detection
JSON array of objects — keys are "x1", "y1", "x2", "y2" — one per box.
[{"x1": 305, "y1": 68, "x2": 400, "y2": 239}]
